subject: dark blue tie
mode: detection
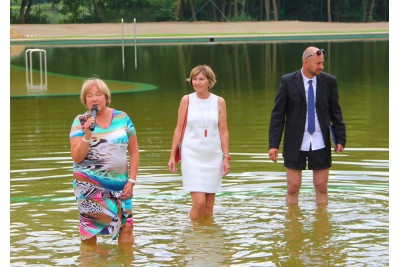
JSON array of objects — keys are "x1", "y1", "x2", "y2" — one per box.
[{"x1": 307, "y1": 80, "x2": 315, "y2": 134}]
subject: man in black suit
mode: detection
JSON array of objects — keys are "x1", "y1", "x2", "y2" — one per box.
[{"x1": 268, "y1": 46, "x2": 346, "y2": 205}]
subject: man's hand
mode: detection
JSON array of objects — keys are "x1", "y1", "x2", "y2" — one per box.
[
  {"x1": 269, "y1": 148, "x2": 279, "y2": 163},
  {"x1": 336, "y1": 144, "x2": 344, "y2": 153}
]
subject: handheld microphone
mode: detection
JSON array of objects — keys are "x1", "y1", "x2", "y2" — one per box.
[{"x1": 89, "y1": 105, "x2": 98, "y2": 131}]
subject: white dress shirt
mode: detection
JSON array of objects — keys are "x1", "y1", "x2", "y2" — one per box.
[{"x1": 300, "y1": 69, "x2": 325, "y2": 151}]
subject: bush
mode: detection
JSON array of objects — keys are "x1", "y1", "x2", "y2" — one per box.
[{"x1": 10, "y1": 4, "x2": 50, "y2": 24}]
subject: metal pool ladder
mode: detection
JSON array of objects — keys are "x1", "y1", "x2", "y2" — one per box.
[{"x1": 25, "y1": 49, "x2": 47, "y2": 92}]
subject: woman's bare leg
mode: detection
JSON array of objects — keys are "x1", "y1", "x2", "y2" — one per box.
[
  {"x1": 118, "y1": 221, "x2": 134, "y2": 243},
  {"x1": 189, "y1": 192, "x2": 206, "y2": 220},
  {"x1": 81, "y1": 235, "x2": 97, "y2": 246},
  {"x1": 204, "y1": 193, "x2": 216, "y2": 217}
]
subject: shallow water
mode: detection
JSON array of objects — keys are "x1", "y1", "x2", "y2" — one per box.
[{"x1": 10, "y1": 40, "x2": 388, "y2": 266}]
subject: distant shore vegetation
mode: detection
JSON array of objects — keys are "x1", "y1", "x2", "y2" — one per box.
[{"x1": 11, "y1": 0, "x2": 388, "y2": 24}]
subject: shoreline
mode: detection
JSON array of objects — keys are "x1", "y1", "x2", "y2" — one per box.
[{"x1": 10, "y1": 21, "x2": 389, "y2": 43}]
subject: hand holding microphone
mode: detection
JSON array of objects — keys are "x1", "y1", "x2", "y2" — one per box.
[{"x1": 89, "y1": 105, "x2": 98, "y2": 131}]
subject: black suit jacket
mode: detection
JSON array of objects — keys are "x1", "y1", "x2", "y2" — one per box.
[{"x1": 269, "y1": 70, "x2": 346, "y2": 163}]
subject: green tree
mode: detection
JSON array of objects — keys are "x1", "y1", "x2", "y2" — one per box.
[
  {"x1": 11, "y1": 0, "x2": 389, "y2": 24},
  {"x1": 327, "y1": 0, "x2": 332, "y2": 22},
  {"x1": 18, "y1": 0, "x2": 34, "y2": 23},
  {"x1": 363, "y1": 0, "x2": 375, "y2": 22}
]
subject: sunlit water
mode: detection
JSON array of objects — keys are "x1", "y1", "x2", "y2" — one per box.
[{"x1": 10, "y1": 40, "x2": 388, "y2": 266}]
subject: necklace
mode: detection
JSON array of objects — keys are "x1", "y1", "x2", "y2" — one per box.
[{"x1": 195, "y1": 94, "x2": 211, "y2": 137}]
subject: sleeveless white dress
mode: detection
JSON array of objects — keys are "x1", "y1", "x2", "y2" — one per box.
[{"x1": 181, "y1": 92, "x2": 223, "y2": 193}]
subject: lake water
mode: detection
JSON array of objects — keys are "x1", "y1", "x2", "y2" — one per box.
[{"x1": 10, "y1": 39, "x2": 388, "y2": 266}]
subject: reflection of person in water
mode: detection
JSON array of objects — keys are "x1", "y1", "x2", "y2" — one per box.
[
  {"x1": 179, "y1": 218, "x2": 230, "y2": 266},
  {"x1": 78, "y1": 243, "x2": 134, "y2": 266},
  {"x1": 310, "y1": 206, "x2": 334, "y2": 265},
  {"x1": 313, "y1": 206, "x2": 331, "y2": 244},
  {"x1": 283, "y1": 206, "x2": 333, "y2": 266},
  {"x1": 283, "y1": 206, "x2": 305, "y2": 266}
]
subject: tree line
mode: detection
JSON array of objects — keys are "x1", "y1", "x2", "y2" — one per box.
[{"x1": 12, "y1": 0, "x2": 389, "y2": 24}]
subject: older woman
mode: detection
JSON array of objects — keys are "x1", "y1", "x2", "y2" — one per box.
[
  {"x1": 168, "y1": 65, "x2": 230, "y2": 223},
  {"x1": 70, "y1": 78, "x2": 139, "y2": 245}
]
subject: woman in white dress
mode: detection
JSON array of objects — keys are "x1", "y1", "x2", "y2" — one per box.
[{"x1": 168, "y1": 65, "x2": 230, "y2": 222}]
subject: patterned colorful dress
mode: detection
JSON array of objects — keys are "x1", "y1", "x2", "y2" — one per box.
[{"x1": 69, "y1": 109, "x2": 136, "y2": 240}]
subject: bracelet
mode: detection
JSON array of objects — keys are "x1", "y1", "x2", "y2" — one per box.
[
  {"x1": 223, "y1": 154, "x2": 231, "y2": 160},
  {"x1": 128, "y1": 179, "x2": 137, "y2": 184},
  {"x1": 82, "y1": 136, "x2": 91, "y2": 143}
]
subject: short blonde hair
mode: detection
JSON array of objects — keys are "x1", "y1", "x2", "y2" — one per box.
[
  {"x1": 187, "y1": 65, "x2": 217, "y2": 90},
  {"x1": 80, "y1": 78, "x2": 111, "y2": 107}
]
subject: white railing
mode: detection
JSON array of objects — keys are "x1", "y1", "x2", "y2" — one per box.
[{"x1": 25, "y1": 49, "x2": 47, "y2": 93}]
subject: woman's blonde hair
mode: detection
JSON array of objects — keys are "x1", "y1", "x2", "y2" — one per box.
[
  {"x1": 80, "y1": 78, "x2": 111, "y2": 107},
  {"x1": 187, "y1": 65, "x2": 217, "y2": 90}
]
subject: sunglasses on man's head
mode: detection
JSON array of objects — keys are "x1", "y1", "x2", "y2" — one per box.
[{"x1": 305, "y1": 49, "x2": 325, "y2": 60}]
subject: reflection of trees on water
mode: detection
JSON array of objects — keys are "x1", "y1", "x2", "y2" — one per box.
[
  {"x1": 10, "y1": 41, "x2": 388, "y2": 101},
  {"x1": 173, "y1": 42, "x2": 279, "y2": 94}
]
